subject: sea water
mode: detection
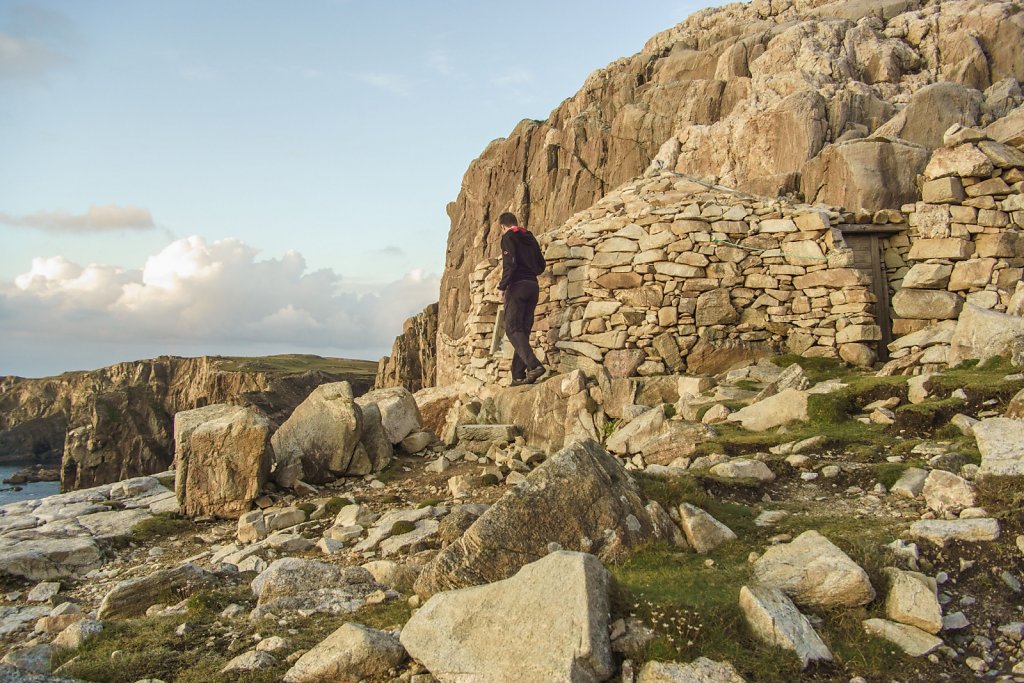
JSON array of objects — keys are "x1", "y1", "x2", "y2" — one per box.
[{"x1": 0, "y1": 464, "x2": 61, "y2": 506}]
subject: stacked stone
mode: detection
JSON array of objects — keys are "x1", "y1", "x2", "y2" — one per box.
[
  {"x1": 887, "y1": 126, "x2": 1024, "y2": 368},
  {"x1": 448, "y1": 172, "x2": 881, "y2": 384}
]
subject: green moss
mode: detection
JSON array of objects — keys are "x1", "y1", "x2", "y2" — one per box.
[
  {"x1": 481, "y1": 473, "x2": 501, "y2": 486},
  {"x1": 416, "y1": 498, "x2": 443, "y2": 509},
  {"x1": 297, "y1": 502, "x2": 316, "y2": 516},
  {"x1": 389, "y1": 520, "x2": 416, "y2": 536},
  {"x1": 733, "y1": 379, "x2": 762, "y2": 392},
  {"x1": 323, "y1": 497, "x2": 352, "y2": 516},
  {"x1": 132, "y1": 513, "x2": 193, "y2": 542},
  {"x1": 663, "y1": 403, "x2": 677, "y2": 419}
]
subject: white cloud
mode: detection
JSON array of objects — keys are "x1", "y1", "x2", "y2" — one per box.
[
  {"x1": 0, "y1": 236, "x2": 440, "y2": 375},
  {"x1": 0, "y1": 205, "x2": 157, "y2": 233},
  {"x1": 0, "y1": 6, "x2": 76, "y2": 84},
  {"x1": 355, "y1": 71, "x2": 412, "y2": 96}
]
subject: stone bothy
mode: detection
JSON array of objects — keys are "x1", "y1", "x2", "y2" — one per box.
[{"x1": 444, "y1": 174, "x2": 884, "y2": 385}]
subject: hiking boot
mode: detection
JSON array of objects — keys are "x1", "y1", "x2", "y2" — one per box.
[
  {"x1": 510, "y1": 377, "x2": 529, "y2": 387},
  {"x1": 525, "y1": 365, "x2": 546, "y2": 384}
]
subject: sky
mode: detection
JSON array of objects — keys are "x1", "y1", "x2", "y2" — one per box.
[{"x1": 0, "y1": 0, "x2": 710, "y2": 378}]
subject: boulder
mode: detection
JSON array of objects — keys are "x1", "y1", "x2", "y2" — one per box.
[
  {"x1": 250, "y1": 559, "x2": 383, "y2": 620},
  {"x1": 271, "y1": 382, "x2": 363, "y2": 485},
  {"x1": 52, "y1": 619, "x2": 103, "y2": 650},
  {"x1": 283, "y1": 623, "x2": 406, "y2": 683},
  {"x1": 739, "y1": 585, "x2": 832, "y2": 668},
  {"x1": 862, "y1": 618, "x2": 943, "y2": 657},
  {"x1": 360, "y1": 560, "x2": 418, "y2": 592},
  {"x1": 922, "y1": 470, "x2": 975, "y2": 513},
  {"x1": 727, "y1": 389, "x2": 809, "y2": 431},
  {"x1": 358, "y1": 402, "x2": 393, "y2": 472},
  {"x1": 401, "y1": 551, "x2": 613, "y2": 683},
  {"x1": 1, "y1": 644, "x2": 54, "y2": 675},
  {"x1": 172, "y1": 403, "x2": 241, "y2": 501},
  {"x1": 752, "y1": 530, "x2": 875, "y2": 608},
  {"x1": 491, "y1": 376, "x2": 593, "y2": 453},
  {"x1": 973, "y1": 418, "x2": 1024, "y2": 477},
  {"x1": 175, "y1": 405, "x2": 273, "y2": 519},
  {"x1": 908, "y1": 518, "x2": 1000, "y2": 545},
  {"x1": 0, "y1": 538, "x2": 103, "y2": 581},
  {"x1": 355, "y1": 387, "x2": 421, "y2": 444},
  {"x1": 949, "y1": 304, "x2": 1024, "y2": 367},
  {"x1": 801, "y1": 138, "x2": 929, "y2": 212},
  {"x1": 98, "y1": 563, "x2": 214, "y2": 620},
  {"x1": 678, "y1": 504, "x2": 736, "y2": 554},
  {"x1": 890, "y1": 467, "x2": 928, "y2": 499},
  {"x1": 221, "y1": 651, "x2": 277, "y2": 674},
  {"x1": 873, "y1": 82, "x2": 982, "y2": 149},
  {"x1": 414, "y1": 439, "x2": 656, "y2": 598},
  {"x1": 709, "y1": 458, "x2": 775, "y2": 482},
  {"x1": 637, "y1": 658, "x2": 746, "y2": 682},
  {"x1": 606, "y1": 407, "x2": 665, "y2": 455},
  {"x1": 885, "y1": 568, "x2": 942, "y2": 634}
]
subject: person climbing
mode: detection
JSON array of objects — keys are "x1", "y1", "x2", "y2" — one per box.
[{"x1": 496, "y1": 211, "x2": 547, "y2": 386}]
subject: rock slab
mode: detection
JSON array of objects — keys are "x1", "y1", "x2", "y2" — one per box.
[
  {"x1": 283, "y1": 622, "x2": 406, "y2": 683},
  {"x1": 401, "y1": 551, "x2": 613, "y2": 683},
  {"x1": 752, "y1": 530, "x2": 875, "y2": 609},
  {"x1": 739, "y1": 585, "x2": 832, "y2": 668},
  {"x1": 413, "y1": 439, "x2": 656, "y2": 598}
]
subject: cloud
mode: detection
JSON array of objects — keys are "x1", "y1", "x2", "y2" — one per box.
[
  {"x1": 0, "y1": 205, "x2": 157, "y2": 233},
  {"x1": 369, "y1": 245, "x2": 404, "y2": 258},
  {"x1": 355, "y1": 72, "x2": 412, "y2": 96},
  {"x1": 0, "y1": 236, "x2": 440, "y2": 374},
  {"x1": 0, "y1": 6, "x2": 76, "y2": 83},
  {"x1": 491, "y1": 67, "x2": 532, "y2": 86}
]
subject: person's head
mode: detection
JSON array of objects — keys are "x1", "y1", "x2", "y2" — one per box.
[{"x1": 498, "y1": 212, "x2": 518, "y2": 233}]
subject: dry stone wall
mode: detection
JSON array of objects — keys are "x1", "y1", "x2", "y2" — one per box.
[
  {"x1": 881, "y1": 119, "x2": 1024, "y2": 371},
  {"x1": 435, "y1": 0, "x2": 1024, "y2": 385},
  {"x1": 442, "y1": 172, "x2": 882, "y2": 385}
]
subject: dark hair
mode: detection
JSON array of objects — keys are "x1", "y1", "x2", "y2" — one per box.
[{"x1": 498, "y1": 212, "x2": 518, "y2": 227}]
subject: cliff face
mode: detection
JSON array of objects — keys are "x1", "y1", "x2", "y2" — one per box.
[
  {"x1": 374, "y1": 303, "x2": 438, "y2": 392},
  {"x1": 0, "y1": 355, "x2": 378, "y2": 490},
  {"x1": 433, "y1": 0, "x2": 1024, "y2": 384}
]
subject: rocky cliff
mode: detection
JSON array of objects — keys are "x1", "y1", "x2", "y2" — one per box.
[
  {"x1": 430, "y1": 0, "x2": 1024, "y2": 385},
  {"x1": 0, "y1": 355, "x2": 377, "y2": 490},
  {"x1": 374, "y1": 303, "x2": 438, "y2": 392}
]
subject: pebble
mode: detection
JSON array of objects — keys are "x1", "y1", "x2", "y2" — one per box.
[
  {"x1": 965, "y1": 656, "x2": 987, "y2": 672},
  {"x1": 1001, "y1": 572, "x2": 1022, "y2": 593}
]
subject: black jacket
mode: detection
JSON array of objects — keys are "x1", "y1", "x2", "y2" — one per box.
[{"x1": 499, "y1": 229, "x2": 540, "y2": 291}]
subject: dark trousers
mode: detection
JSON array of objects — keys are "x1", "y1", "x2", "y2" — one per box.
[{"x1": 504, "y1": 279, "x2": 541, "y2": 379}]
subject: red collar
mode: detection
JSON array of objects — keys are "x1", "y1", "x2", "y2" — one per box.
[{"x1": 509, "y1": 226, "x2": 528, "y2": 233}]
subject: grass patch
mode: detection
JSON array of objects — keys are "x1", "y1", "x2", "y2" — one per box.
[
  {"x1": 132, "y1": 513, "x2": 193, "y2": 542},
  {"x1": 58, "y1": 592, "x2": 411, "y2": 683},
  {"x1": 297, "y1": 502, "x2": 316, "y2": 516},
  {"x1": 733, "y1": 379, "x2": 762, "y2": 392},
  {"x1": 212, "y1": 354, "x2": 378, "y2": 378},
  {"x1": 416, "y1": 498, "x2": 443, "y2": 509},
  {"x1": 663, "y1": 403, "x2": 677, "y2": 419},
  {"x1": 481, "y1": 473, "x2": 501, "y2": 486},
  {"x1": 977, "y1": 475, "x2": 1024, "y2": 524}
]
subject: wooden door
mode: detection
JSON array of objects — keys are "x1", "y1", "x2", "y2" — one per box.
[{"x1": 845, "y1": 232, "x2": 893, "y2": 360}]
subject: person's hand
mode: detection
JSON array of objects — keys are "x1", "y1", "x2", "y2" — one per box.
[{"x1": 498, "y1": 290, "x2": 505, "y2": 303}]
